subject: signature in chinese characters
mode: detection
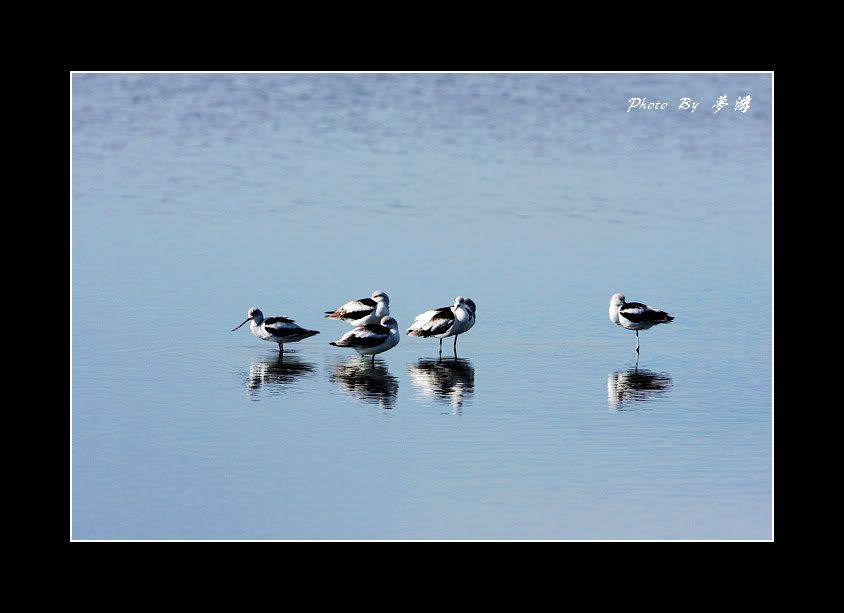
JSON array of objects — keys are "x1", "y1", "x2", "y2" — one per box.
[{"x1": 627, "y1": 95, "x2": 752, "y2": 114}]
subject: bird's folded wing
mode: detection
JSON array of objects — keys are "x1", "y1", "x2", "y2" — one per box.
[
  {"x1": 264, "y1": 320, "x2": 307, "y2": 337},
  {"x1": 337, "y1": 324, "x2": 389, "y2": 347},
  {"x1": 619, "y1": 303, "x2": 669, "y2": 323},
  {"x1": 264, "y1": 316, "x2": 295, "y2": 325},
  {"x1": 410, "y1": 306, "x2": 452, "y2": 325},
  {"x1": 331, "y1": 298, "x2": 377, "y2": 318},
  {"x1": 410, "y1": 310, "x2": 455, "y2": 336}
]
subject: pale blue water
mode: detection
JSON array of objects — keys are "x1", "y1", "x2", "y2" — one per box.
[{"x1": 72, "y1": 73, "x2": 772, "y2": 540}]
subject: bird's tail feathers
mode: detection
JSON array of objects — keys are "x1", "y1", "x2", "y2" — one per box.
[{"x1": 408, "y1": 329, "x2": 434, "y2": 337}]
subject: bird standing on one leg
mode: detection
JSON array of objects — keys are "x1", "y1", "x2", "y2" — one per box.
[{"x1": 608, "y1": 293, "x2": 674, "y2": 353}]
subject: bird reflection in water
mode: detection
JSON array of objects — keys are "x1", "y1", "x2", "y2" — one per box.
[
  {"x1": 408, "y1": 357, "x2": 475, "y2": 414},
  {"x1": 329, "y1": 357, "x2": 399, "y2": 409},
  {"x1": 607, "y1": 367, "x2": 672, "y2": 411},
  {"x1": 247, "y1": 354, "x2": 316, "y2": 395}
]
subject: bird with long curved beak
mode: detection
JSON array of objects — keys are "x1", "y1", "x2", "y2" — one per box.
[{"x1": 233, "y1": 306, "x2": 319, "y2": 355}]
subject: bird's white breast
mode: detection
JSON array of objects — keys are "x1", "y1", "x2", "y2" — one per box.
[
  {"x1": 250, "y1": 320, "x2": 274, "y2": 341},
  {"x1": 609, "y1": 303, "x2": 621, "y2": 325},
  {"x1": 453, "y1": 304, "x2": 472, "y2": 333}
]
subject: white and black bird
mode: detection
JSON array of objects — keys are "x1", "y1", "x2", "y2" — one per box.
[
  {"x1": 324, "y1": 290, "x2": 390, "y2": 326},
  {"x1": 462, "y1": 298, "x2": 476, "y2": 334},
  {"x1": 609, "y1": 293, "x2": 674, "y2": 353},
  {"x1": 407, "y1": 296, "x2": 474, "y2": 355},
  {"x1": 329, "y1": 315, "x2": 400, "y2": 364},
  {"x1": 232, "y1": 307, "x2": 320, "y2": 354}
]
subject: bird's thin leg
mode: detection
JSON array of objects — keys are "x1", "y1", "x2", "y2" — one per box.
[
  {"x1": 635, "y1": 330, "x2": 639, "y2": 353},
  {"x1": 371, "y1": 354, "x2": 375, "y2": 366},
  {"x1": 439, "y1": 338, "x2": 442, "y2": 356},
  {"x1": 279, "y1": 342, "x2": 284, "y2": 356},
  {"x1": 453, "y1": 335, "x2": 458, "y2": 357}
]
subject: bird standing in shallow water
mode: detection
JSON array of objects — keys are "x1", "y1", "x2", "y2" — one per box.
[
  {"x1": 329, "y1": 315, "x2": 400, "y2": 364},
  {"x1": 609, "y1": 293, "x2": 674, "y2": 353},
  {"x1": 232, "y1": 307, "x2": 320, "y2": 355},
  {"x1": 407, "y1": 296, "x2": 474, "y2": 356},
  {"x1": 324, "y1": 290, "x2": 390, "y2": 326}
]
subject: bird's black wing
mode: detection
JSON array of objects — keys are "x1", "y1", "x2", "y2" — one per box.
[
  {"x1": 264, "y1": 316, "x2": 296, "y2": 325},
  {"x1": 619, "y1": 303, "x2": 673, "y2": 323},
  {"x1": 342, "y1": 324, "x2": 389, "y2": 347}
]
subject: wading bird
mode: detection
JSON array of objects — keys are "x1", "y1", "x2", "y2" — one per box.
[
  {"x1": 407, "y1": 296, "x2": 474, "y2": 355},
  {"x1": 232, "y1": 307, "x2": 319, "y2": 355},
  {"x1": 329, "y1": 316, "x2": 400, "y2": 364},
  {"x1": 608, "y1": 293, "x2": 674, "y2": 353}
]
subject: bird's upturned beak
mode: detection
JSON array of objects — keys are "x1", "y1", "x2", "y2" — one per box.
[{"x1": 231, "y1": 317, "x2": 251, "y2": 331}]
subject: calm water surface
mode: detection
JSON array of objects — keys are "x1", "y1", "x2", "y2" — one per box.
[{"x1": 72, "y1": 74, "x2": 772, "y2": 540}]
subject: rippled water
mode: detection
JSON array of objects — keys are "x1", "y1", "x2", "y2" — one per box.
[{"x1": 72, "y1": 73, "x2": 772, "y2": 540}]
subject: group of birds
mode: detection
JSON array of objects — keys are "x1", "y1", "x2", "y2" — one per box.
[
  {"x1": 232, "y1": 290, "x2": 477, "y2": 363},
  {"x1": 232, "y1": 291, "x2": 673, "y2": 361}
]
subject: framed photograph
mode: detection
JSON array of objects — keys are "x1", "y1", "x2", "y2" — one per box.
[{"x1": 71, "y1": 71, "x2": 773, "y2": 541}]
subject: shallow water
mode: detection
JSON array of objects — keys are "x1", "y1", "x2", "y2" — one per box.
[{"x1": 72, "y1": 73, "x2": 772, "y2": 540}]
